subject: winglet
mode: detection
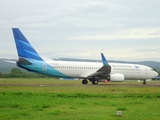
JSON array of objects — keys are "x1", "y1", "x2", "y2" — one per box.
[{"x1": 101, "y1": 53, "x2": 109, "y2": 66}]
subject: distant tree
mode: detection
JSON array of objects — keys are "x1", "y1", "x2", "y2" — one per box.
[
  {"x1": 0, "y1": 68, "x2": 52, "y2": 78},
  {"x1": 153, "y1": 68, "x2": 158, "y2": 72},
  {"x1": 9, "y1": 68, "x2": 25, "y2": 78},
  {"x1": 0, "y1": 72, "x2": 3, "y2": 78}
]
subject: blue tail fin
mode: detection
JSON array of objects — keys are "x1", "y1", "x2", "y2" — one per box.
[{"x1": 12, "y1": 28, "x2": 43, "y2": 61}]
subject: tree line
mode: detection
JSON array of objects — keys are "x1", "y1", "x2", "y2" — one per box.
[{"x1": 0, "y1": 68, "x2": 50, "y2": 78}]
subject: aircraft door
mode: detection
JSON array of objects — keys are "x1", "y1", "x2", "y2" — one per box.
[{"x1": 42, "y1": 63, "x2": 47, "y2": 72}]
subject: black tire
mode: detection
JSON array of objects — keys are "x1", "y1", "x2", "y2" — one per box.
[
  {"x1": 107, "y1": 75, "x2": 110, "y2": 81},
  {"x1": 143, "y1": 80, "x2": 146, "y2": 85},
  {"x1": 92, "y1": 80, "x2": 98, "y2": 85},
  {"x1": 82, "y1": 79, "x2": 88, "y2": 84}
]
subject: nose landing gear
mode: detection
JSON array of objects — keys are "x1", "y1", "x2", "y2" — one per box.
[{"x1": 143, "y1": 80, "x2": 146, "y2": 85}]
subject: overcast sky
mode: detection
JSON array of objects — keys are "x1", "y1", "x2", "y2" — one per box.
[{"x1": 0, "y1": 0, "x2": 160, "y2": 61}]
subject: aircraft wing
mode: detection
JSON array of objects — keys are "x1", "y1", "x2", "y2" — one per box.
[{"x1": 88, "y1": 53, "x2": 111, "y2": 78}]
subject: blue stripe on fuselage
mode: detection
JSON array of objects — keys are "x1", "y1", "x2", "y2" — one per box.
[{"x1": 17, "y1": 58, "x2": 71, "y2": 78}]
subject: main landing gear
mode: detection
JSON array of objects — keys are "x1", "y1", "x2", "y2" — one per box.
[
  {"x1": 91, "y1": 77, "x2": 98, "y2": 85},
  {"x1": 82, "y1": 78, "x2": 99, "y2": 85}
]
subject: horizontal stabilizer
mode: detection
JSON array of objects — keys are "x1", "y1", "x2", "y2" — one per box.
[
  {"x1": 3, "y1": 60, "x2": 16, "y2": 64},
  {"x1": 17, "y1": 58, "x2": 32, "y2": 65}
]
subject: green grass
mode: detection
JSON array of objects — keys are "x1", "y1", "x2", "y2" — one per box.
[{"x1": 0, "y1": 78, "x2": 160, "y2": 120}]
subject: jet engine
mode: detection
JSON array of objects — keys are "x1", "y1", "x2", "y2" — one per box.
[{"x1": 110, "y1": 73, "x2": 125, "y2": 82}]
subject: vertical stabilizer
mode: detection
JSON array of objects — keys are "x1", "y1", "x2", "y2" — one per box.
[{"x1": 12, "y1": 28, "x2": 43, "y2": 61}]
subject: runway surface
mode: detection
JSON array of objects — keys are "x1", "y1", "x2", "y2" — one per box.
[{"x1": 0, "y1": 83, "x2": 160, "y2": 87}]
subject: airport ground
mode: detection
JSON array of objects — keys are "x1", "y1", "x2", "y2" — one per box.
[{"x1": 0, "y1": 78, "x2": 160, "y2": 120}]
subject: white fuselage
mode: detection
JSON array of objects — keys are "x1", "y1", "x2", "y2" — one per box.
[{"x1": 44, "y1": 59, "x2": 157, "y2": 80}]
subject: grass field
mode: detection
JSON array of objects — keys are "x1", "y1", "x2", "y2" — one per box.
[{"x1": 0, "y1": 78, "x2": 160, "y2": 120}]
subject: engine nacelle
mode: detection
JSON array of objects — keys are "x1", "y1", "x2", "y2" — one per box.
[{"x1": 110, "y1": 73, "x2": 125, "y2": 82}]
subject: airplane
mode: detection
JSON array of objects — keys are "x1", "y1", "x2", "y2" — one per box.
[{"x1": 11, "y1": 28, "x2": 158, "y2": 85}]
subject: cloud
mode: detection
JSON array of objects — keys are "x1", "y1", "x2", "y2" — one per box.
[
  {"x1": 67, "y1": 28, "x2": 160, "y2": 40},
  {"x1": 2, "y1": 1, "x2": 129, "y2": 30},
  {"x1": 0, "y1": 0, "x2": 160, "y2": 62},
  {"x1": 136, "y1": 48, "x2": 160, "y2": 52}
]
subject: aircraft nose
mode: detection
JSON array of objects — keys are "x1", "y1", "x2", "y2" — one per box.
[{"x1": 154, "y1": 71, "x2": 158, "y2": 77}]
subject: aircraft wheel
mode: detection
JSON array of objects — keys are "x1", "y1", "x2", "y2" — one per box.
[
  {"x1": 107, "y1": 75, "x2": 110, "y2": 81},
  {"x1": 92, "y1": 77, "x2": 99, "y2": 85},
  {"x1": 82, "y1": 79, "x2": 88, "y2": 84},
  {"x1": 92, "y1": 79, "x2": 98, "y2": 85},
  {"x1": 143, "y1": 80, "x2": 146, "y2": 85}
]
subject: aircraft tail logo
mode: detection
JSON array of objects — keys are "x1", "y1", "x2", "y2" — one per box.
[{"x1": 12, "y1": 28, "x2": 43, "y2": 61}]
